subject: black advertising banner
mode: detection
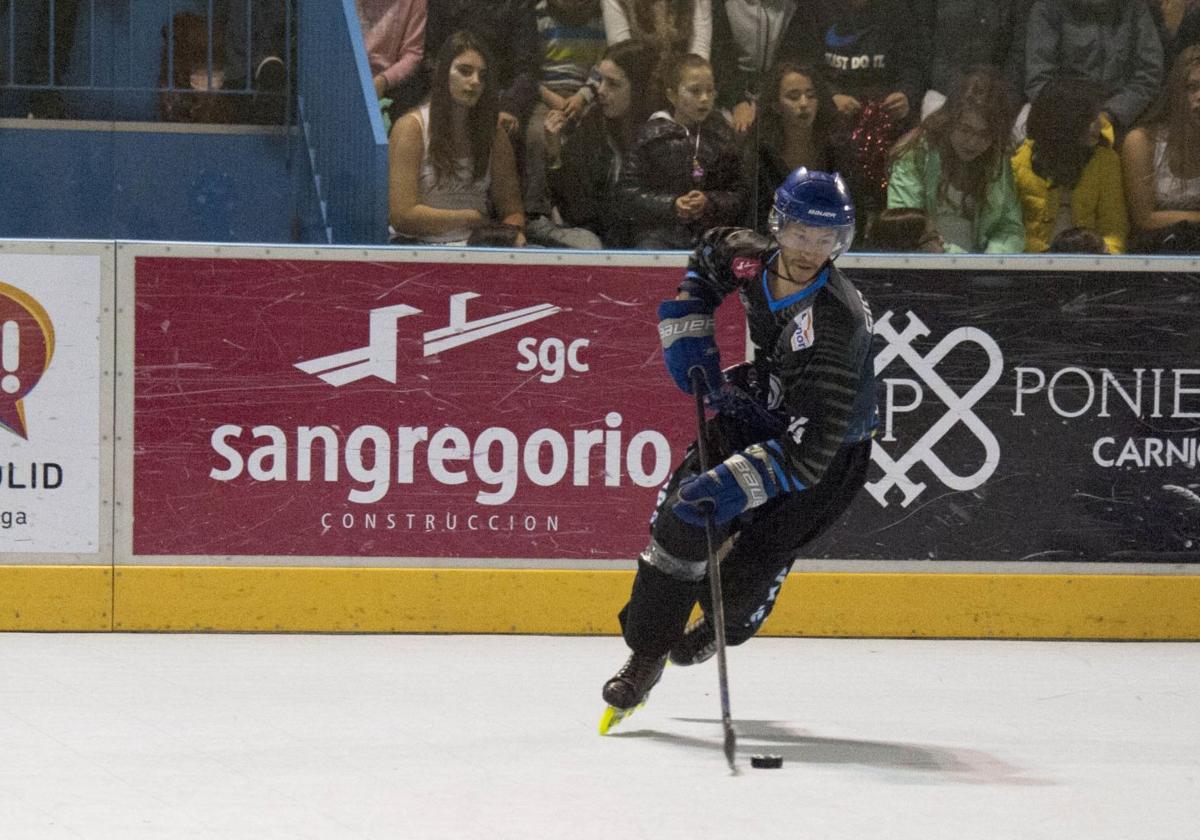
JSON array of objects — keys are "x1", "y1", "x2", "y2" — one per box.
[{"x1": 805, "y1": 267, "x2": 1200, "y2": 563}]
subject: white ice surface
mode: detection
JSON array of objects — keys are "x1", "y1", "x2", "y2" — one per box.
[{"x1": 1, "y1": 634, "x2": 1197, "y2": 839}]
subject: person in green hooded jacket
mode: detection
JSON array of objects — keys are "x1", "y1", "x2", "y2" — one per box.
[{"x1": 887, "y1": 68, "x2": 1026, "y2": 253}]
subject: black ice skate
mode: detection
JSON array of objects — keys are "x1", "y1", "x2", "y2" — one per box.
[
  {"x1": 598, "y1": 651, "x2": 666, "y2": 734},
  {"x1": 668, "y1": 615, "x2": 718, "y2": 667}
]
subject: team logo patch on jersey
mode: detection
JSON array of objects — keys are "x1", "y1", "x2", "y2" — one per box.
[
  {"x1": 731, "y1": 257, "x2": 761, "y2": 279},
  {"x1": 790, "y1": 307, "x2": 815, "y2": 351}
]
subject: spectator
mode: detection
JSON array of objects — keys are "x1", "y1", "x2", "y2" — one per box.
[
  {"x1": 802, "y1": 0, "x2": 929, "y2": 225},
  {"x1": 1121, "y1": 45, "x2": 1200, "y2": 252},
  {"x1": 544, "y1": 38, "x2": 658, "y2": 247},
  {"x1": 710, "y1": 0, "x2": 807, "y2": 136},
  {"x1": 224, "y1": 0, "x2": 290, "y2": 123},
  {"x1": 356, "y1": 0, "x2": 427, "y2": 123},
  {"x1": 887, "y1": 68, "x2": 1026, "y2": 253},
  {"x1": 524, "y1": 0, "x2": 610, "y2": 248},
  {"x1": 921, "y1": 0, "x2": 1034, "y2": 119},
  {"x1": 1024, "y1": 0, "x2": 1164, "y2": 140},
  {"x1": 1048, "y1": 226, "x2": 1108, "y2": 252},
  {"x1": 1012, "y1": 76, "x2": 1129, "y2": 253},
  {"x1": 388, "y1": 31, "x2": 526, "y2": 245},
  {"x1": 601, "y1": 0, "x2": 713, "y2": 58},
  {"x1": 424, "y1": 1, "x2": 542, "y2": 136},
  {"x1": 743, "y1": 61, "x2": 838, "y2": 232},
  {"x1": 1150, "y1": 0, "x2": 1200, "y2": 72},
  {"x1": 867, "y1": 207, "x2": 947, "y2": 251},
  {"x1": 617, "y1": 53, "x2": 742, "y2": 248}
]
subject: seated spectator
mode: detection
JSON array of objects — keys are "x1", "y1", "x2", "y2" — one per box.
[
  {"x1": 617, "y1": 53, "x2": 742, "y2": 249},
  {"x1": 1024, "y1": 0, "x2": 1164, "y2": 140},
  {"x1": 888, "y1": 68, "x2": 1026, "y2": 253},
  {"x1": 544, "y1": 38, "x2": 658, "y2": 247},
  {"x1": 801, "y1": 0, "x2": 929, "y2": 224},
  {"x1": 921, "y1": 0, "x2": 1033, "y2": 119},
  {"x1": 524, "y1": 0, "x2": 610, "y2": 248},
  {"x1": 356, "y1": 0, "x2": 427, "y2": 123},
  {"x1": 743, "y1": 61, "x2": 838, "y2": 232},
  {"x1": 425, "y1": 1, "x2": 542, "y2": 138},
  {"x1": 225, "y1": 0, "x2": 290, "y2": 123},
  {"x1": 1121, "y1": 45, "x2": 1200, "y2": 253},
  {"x1": 1012, "y1": 76, "x2": 1129, "y2": 253},
  {"x1": 867, "y1": 207, "x2": 946, "y2": 251},
  {"x1": 710, "y1": 0, "x2": 807, "y2": 136},
  {"x1": 388, "y1": 31, "x2": 526, "y2": 245},
  {"x1": 1150, "y1": 0, "x2": 1200, "y2": 73},
  {"x1": 1048, "y1": 226, "x2": 1108, "y2": 252}
]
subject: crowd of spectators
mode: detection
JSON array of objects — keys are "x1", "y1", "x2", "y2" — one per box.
[
  {"x1": 380, "y1": 0, "x2": 1200, "y2": 254},
  {"x1": 12, "y1": 0, "x2": 1200, "y2": 254}
]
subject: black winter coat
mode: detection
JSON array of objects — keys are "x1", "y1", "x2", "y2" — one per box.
[
  {"x1": 546, "y1": 109, "x2": 636, "y2": 248},
  {"x1": 616, "y1": 111, "x2": 744, "y2": 245}
]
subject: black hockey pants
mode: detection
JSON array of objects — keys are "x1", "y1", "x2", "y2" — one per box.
[{"x1": 618, "y1": 438, "x2": 872, "y2": 657}]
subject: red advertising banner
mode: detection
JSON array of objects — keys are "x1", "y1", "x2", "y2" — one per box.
[{"x1": 133, "y1": 256, "x2": 742, "y2": 560}]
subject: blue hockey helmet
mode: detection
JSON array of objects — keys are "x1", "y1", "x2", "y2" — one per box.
[{"x1": 769, "y1": 167, "x2": 856, "y2": 259}]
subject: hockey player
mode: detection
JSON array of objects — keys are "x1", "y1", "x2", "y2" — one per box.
[{"x1": 601, "y1": 168, "x2": 879, "y2": 720}]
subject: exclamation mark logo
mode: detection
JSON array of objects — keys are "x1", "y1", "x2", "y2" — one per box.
[
  {"x1": 2, "y1": 320, "x2": 20, "y2": 395},
  {"x1": 0, "y1": 282, "x2": 54, "y2": 439}
]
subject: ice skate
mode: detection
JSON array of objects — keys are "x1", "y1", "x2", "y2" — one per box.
[
  {"x1": 668, "y1": 615, "x2": 718, "y2": 667},
  {"x1": 598, "y1": 651, "x2": 666, "y2": 734}
]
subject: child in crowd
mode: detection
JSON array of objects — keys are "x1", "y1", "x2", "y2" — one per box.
[
  {"x1": 1012, "y1": 76, "x2": 1128, "y2": 254},
  {"x1": 388, "y1": 31, "x2": 526, "y2": 245},
  {"x1": 617, "y1": 52, "x2": 742, "y2": 248},
  {"x1": 1121, "y1": 45, "x2": 1200, "y2": 253},
  {"x1": 743, "y1": 61, "x2": 838, "y2": 232},
  {"x1": 867, "y1": 207, "x2": 946, "y2": 251},
  {"x1": 544, "y1": 38, "x2": 659, "y2": 247},
  {"x1": 524, "y1": 0, "x2": 611, "y2": 248},
  {"x1": 887, "y1": 69, "x2": 1025, "y2": 253}
]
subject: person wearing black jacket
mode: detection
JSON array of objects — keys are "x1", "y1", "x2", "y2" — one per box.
[
  {"x1": 617, "y1": 53, "x2": 743, "y2": 249},
  {"x1": 544, "y1": 38, "x2": 658, "y2": 247}
]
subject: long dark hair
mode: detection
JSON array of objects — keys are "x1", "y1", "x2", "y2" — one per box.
[
  {"x1": 601, "y1": 38, "x2": 657, "y2": 152},
  {"x1": 1140, "y1": 44, "x2": 1200, "y2": 178},
  {"x1": 428, "y1": 30, "x2": 499, "y2": 182},
  {"x1": 893, "y1": 67, "x2": 1016, "y2": 211},
  {"x1": 1027, "y1": 76, "x2": 1107, "y2": 189},
  {"x1": 754, "y1": 61, "x2": 835, "y2": 163}
]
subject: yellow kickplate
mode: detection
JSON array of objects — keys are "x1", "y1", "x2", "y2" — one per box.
[{"x1": 0, "y1": 566, "x2": 112, "y2": 631}]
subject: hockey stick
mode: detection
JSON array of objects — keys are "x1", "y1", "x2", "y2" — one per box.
[{"x1": 690, "y1": 368, "x2": 738, "y2": 773}]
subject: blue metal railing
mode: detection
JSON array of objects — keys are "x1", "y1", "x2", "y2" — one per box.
[{"x1": 295, "y1": 0, "x2": 388, "y2": 244}]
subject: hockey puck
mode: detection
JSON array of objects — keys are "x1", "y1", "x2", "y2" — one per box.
[{"x1": 750, "y1": 754, "x2": 783, "y2": 769}]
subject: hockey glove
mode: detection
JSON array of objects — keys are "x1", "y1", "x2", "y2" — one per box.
[
  {"x1": 673, "y1": 441, "x2": 801, "y2": 526},
  {"x1": 658, "y1": 298, "x2": 721, "y2": 395}
]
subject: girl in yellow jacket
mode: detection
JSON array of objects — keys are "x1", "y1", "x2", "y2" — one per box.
[{"x1": 1012, "y1": 76, "x2": 1129, "y2": 254}]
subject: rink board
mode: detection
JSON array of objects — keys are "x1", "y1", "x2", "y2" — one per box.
[{"x1": 3, "y1": 241, "x2": 1200, "y2": 635}]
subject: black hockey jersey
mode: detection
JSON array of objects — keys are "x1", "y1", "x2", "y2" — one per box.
[{"x1": 680, "y1": 227, "x2": 879, "y2": 490}]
